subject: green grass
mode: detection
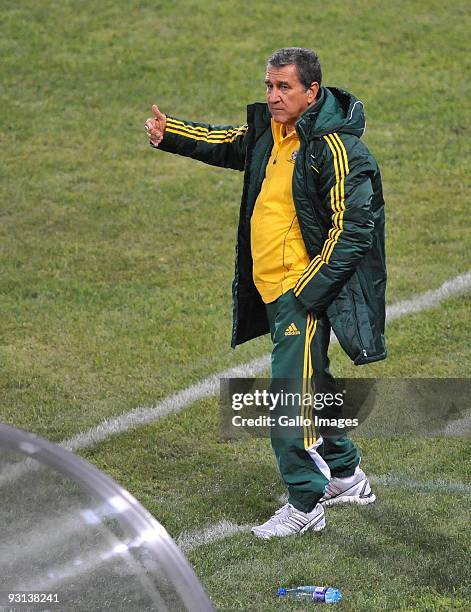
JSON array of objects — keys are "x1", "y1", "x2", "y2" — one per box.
[
  {"x1": 1, "y1": 0, "x2": 470, "y2": 610},
  {"x1": 79, "y1": 301, "x2": 471, "y2": 610}
]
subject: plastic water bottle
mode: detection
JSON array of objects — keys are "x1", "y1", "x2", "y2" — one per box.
[{"x1": 277, "y1": 585, "x2": 342, "y2": 604}]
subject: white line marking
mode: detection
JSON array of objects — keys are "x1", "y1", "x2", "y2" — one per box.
[
  {"x1": 276, "y1": 472, "x2": 471, "y2": 505},
  {"x1": 2, "y1": 276, "x2": 469, "y2": 563},
  {"x1": 0, "y1": 457, "x2": 40, "y2": 487},
  {"x1": 386, "y1": 271, "x2": 471, "y2": 321},
  {"x1": 177, "y1": 471, "x2": 471, "y2": 553},
  {"x1": 369, "y1": 474, "x2": 471, "y2": 495},
  {"x1": 176, "y1": 520, "x2": 251, "y2": 554},
  {"x1": 2, "y1": 273, "x2": 469, "y2": 489},
  {"x1": 63, "y1": 271, "x2": 471, "y2": 453},
  {"x1": 62, "y1": 355, "x2": 270, "y2": 452}
]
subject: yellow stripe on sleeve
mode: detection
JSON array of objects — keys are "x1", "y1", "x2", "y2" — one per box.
[{"x1": 166, "y1": 118, "x2": 247, "y2": 143}]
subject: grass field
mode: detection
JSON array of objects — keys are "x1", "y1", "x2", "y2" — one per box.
[{"x1": 1, "y1": 0, "x2": 470, "y2": 610}]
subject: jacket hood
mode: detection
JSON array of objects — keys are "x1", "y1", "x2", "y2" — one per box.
[{"x1": 298, "y1": 86, "x2": 366, "y2": 138}]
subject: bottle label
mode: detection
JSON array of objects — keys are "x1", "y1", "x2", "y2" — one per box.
[{"x1": 313, "y1": 587, "x2": 328, "y2": 602}]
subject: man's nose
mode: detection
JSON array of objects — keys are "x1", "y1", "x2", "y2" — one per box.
[{"x1": 268, "y1": 87, "x2": 281, "y2": 102}]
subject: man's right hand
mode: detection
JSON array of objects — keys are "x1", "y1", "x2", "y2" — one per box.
[{"x1": 145, "y1": 105, "x2": 167, "y2": 147}]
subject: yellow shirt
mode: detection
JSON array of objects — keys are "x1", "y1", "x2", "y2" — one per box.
[{"x1": 250, "y1": 120, "x2": 310, "y2": 304}]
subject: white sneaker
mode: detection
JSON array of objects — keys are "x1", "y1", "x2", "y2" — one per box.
[
  {"x1": 251, "y1": 502, "x2": 325, "y2": 539},
  {"x1": 319, "y1": 467, "x2": 376, "y2": 506}
]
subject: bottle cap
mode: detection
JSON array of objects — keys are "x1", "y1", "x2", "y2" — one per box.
[
  {"x1": 330, "y1": 589, "x2": 342, "y2": 603},
  {"x1": 277, "y1": 587, "x2": 287, "y2": 597}
]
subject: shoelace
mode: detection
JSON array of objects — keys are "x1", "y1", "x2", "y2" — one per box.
[{"x1": 259, "y1": 503, "x2": 299, "y2": 528}]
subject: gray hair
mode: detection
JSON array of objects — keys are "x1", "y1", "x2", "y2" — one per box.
[{"x1": 267, "y1": 47, "x2": 322, "y2": 90}]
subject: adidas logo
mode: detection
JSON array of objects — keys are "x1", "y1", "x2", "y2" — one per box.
[{"x1": 284, "y1": 322, "x2": 301, "y2": 336}]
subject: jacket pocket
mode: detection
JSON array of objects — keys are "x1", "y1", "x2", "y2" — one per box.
[{"x1": 327, "y1": 270, "x2": 381, "y2": 364}]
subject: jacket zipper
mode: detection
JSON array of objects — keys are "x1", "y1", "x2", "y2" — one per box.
[
  {"x1": 348, "y1": 286, "x2": 368, "y2": 358},
  {"x1": 295, "y1": 125, "x2": 318, "y2": 252},
  {"x1": 295, "y1": 125, "x2": 329, "y2": 252}
]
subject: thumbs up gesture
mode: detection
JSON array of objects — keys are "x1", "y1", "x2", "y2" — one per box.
[{"x1": 145, "y1": 105, "x2": 167, "y2": 147}]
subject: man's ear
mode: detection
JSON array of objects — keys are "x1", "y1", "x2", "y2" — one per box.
[{"x1": 307, "y1": 82, "x2": 320, "y2": 104}]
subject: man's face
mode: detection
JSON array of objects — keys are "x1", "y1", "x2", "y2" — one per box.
[{"x1": 265, "y1": 64, "x2": 319, "y2": 127}]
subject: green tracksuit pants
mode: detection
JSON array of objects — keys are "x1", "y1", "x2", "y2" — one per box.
[{"x1": 266, "y1": 289, "x2": 360, "y2": 513}]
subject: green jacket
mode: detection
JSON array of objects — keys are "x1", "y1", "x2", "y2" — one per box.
[{"x1": 156, "y1": 86, "x2": 387, "y2": 365}]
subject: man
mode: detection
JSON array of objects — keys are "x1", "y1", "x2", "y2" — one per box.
[{"x1": 145, "y1": 48, "x2": 386, "y2": 539}]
